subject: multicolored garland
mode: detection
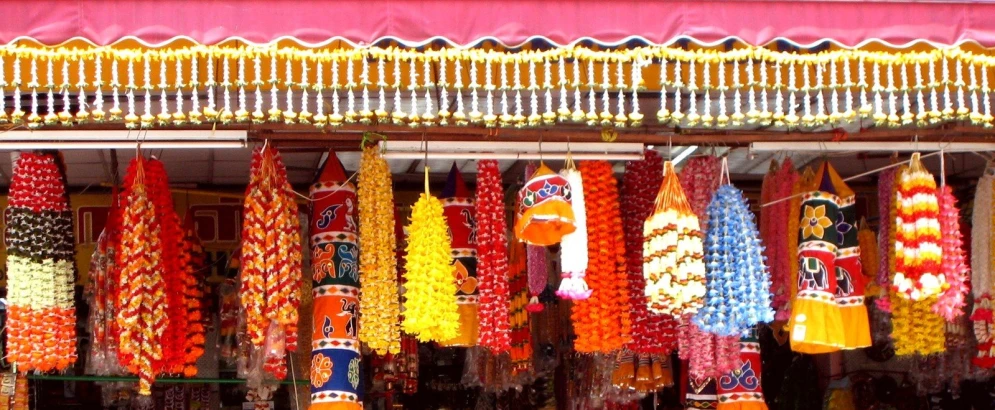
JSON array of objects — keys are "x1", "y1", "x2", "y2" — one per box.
[
  {"x1": 5, "y1": 152, "x2": 77, "y2": 373},
  {"x1": 557, "y1": 158, "x2": 592, "y2": 300},
  {"x1": 115, "y1": 157, "x2": 166, "y2": 395},
  {"x1": 439, "y1": 164, "x2": 480, "y2": 346},
  {"x1": 643, "y1": 159, "x2": 706, "y2": 317},
  {"x1": 893, "y1": 153, "x2": 945, "y2": 301},
  {"x1": 770, "y1": 159, "x2": 798, "y2": 321},
  {"x1": 357, "y1": 145, "x2": 401, "y2": 355},
  {"x1": 509, "y1": 241, "x2": 534, "y2": 375},
  {"x1": 624, "y1": 150, "x2": 677, "y2": 355},
  {"x1": 180, "y1": 216, "x2": 207, "y2": 377},
  {"x1": 241, "y1": 146, "x2": 303, "y2": 380},
  {"x1": 693, "y1": 181, "x2": 774, "y2": 337},
  {"x1": 571, "y1": 161, "x2": 632, "y2": 353},
  {"x1": 475, "y1": 159, "x2": 512, "y2": 353},
  {"x1": 402, "y1": 167, "x2": 460, "y2": 342},
  {"x1": 933, "y1": 185, "x2": 969, "y2": 321}
]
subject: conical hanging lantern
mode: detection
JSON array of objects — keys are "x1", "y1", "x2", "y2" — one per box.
[
  {"x1": 643, "y1": 161, "x2": 706, "y2": 316},
  {"x1": 515, "y1": 163, "x2": 576, "y2": 246}
]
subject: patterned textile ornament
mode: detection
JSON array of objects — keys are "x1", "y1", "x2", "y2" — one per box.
[
  {"x1": 571, "y1": 161, "x2": 632, "y2": 353},
  {"x1": 693, "y1": 180, "x2": 774, "y2": 337},
  {"x1": 932, "y1": 185, "x2": 969, "y2": 322},
  {"x1": 115, "y1": 157, "x2": 165, "y2": 395},
  {"x1": 643, "y1": 160, "x2": 706, "y2": 316},
  {"x1": 241, "y1": 146, "x2": 303, "y2": 380},
  {"x1": 970, "y1": 168, "x2": 995, "y2": 367},
  {"x1": 716, "y1": 329, "x2": 767, "y2": 410},
  {"x1": 357, "y1": 145, "x2": 401, "y2": 355},
  {"x1": 439, "y1": 164, "x2": 480, "y2": 346},
  {"x1": 5, "y1": 152, "x2": 77, "y2": 374},
  {"x1": 475, "y1": 160, "x2": 512, "y2": 353},
  {"x1": 624, "y1": 150, "x2": 677, "y2": 355},
  {"x1": 817, "y1": 163, "x2": 871, "y2": 349},
  {"x1": 402, "y1": 167, "x2": 460, "y2": 342},
  {"x1": 682, "y1": 365, "x2": 719, "y2": 410},
  {"x1": 788, "y1": 168, "x2": 814, "y2": 309},
  {"x1": 556, "y1": 157, "x2": 592, "y2": 300},
  {"x1": 309, "y1": 153, "x2": 363, "y2": 410},
  {"x1": 770, "y1": 159, "x2": 798, "y2": 321},
  {"x1": 893, "y1": 153, "x2": 945, "y2": 300},
  {"x1": 509, "y1": 241, "x2": 534, "y2": 375},
  {"x1": 515, "y1": 163, "x2": 576, "y2": 246}
]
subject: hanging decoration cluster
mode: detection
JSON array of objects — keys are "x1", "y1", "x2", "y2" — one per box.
[
  {"x1": 402, "y1": 168, "x2": 460, "y2": 342},
  {"x1": 557, "y1": 157, "x2": 592, "y2": 300},
  {"x1": 5, "y1": 152, "x2": 77, "y2": 373},
  {"x1": 309, "y1": 154, "x2": 363, "y2": 410},
  {"x1": 85, "y1": 192, "x2": 126, "y2": 376},
  {"x1": 519, "y1": 163, "x2": 561, "y2": 311},
  {"x1": 624, "y1": 150, "x2": 678, "y2": 355},
  {"x1": 893, "y1": 153, "x2": 946, "y2": 301},
  {"x1": 693, "y1": 179, "x2": 774, "y2": 337},
  {"x1": 971, "y1": 167, "x2": 995, "y2": 368},
  {"x1": 5, "y1": 45, "x2": 995, "y2": 130},
  {"x1": 475, "y1": 159, "x2": 512, "y2": 353},
  {"x1": 439, "y1": 164, "x2": 481, "y2": 346},
  {"x1": 240, "y1": 146, "x2": 303, "y2": 380},
  {"x1": 571, "y1": 161, "x2": 632, "y2": 353},
  {"x1": 357, "y1": 144, "x2": 401, "y2": 355}
]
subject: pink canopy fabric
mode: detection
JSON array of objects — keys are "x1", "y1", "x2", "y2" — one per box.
[{"x1": 5, "y1": 0, "x2": 995, "y2": 48}]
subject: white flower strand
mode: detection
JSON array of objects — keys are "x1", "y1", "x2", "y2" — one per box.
[
  {"x1": 28, "y1": 56, "x2": 38, "y2": 125},
  {"x1": 672, "y1": 59, "x2": 684, "y2": 122},
  {"x1": 543, "y1": 58, "x2": 554, "y2": 124},
  {"x1": 557, "y1": 56, "x2": 570, "y2": 120},
  {"x1": 815, "y1": 63, "x2": 827, "y2": 124},
  {"x1": 46, "y1": 58, "x2": 56, "y2": 125},
  {"x1": 453, "y1": 59, "x2": 465, "y2": 123},
  {"x1": 300, "y1": 58, "x2": 312, "y2": 124},
  {"x1": 747, "y1": 59, "x2": 758, "y2": 122},
  {"x1": 172, "y1": 56, "x2": 184, "y2": 124},
  {"x1": 346, "y1": 58, "x2": 357, "y2": 122},
  {"x1": 75, "y1": 56, "x2": 88, "y2": 122},
  {"x1": 731, "y1": 59, "x2": 742, "y2": 125},
  {"x1": 59, "y1": 59, "x2": 71, "y2": 124},
  {"x1": 829, "y1": 60, "x2": 840, "y2": 121},
  {"x1": 657, "y1": 57, "x2": 670, "y2": 121},
  {"x1": 205, "y1": 54, "x2": 216, "y2": 119},
  {"x1": 572, "y1": 58, "x2": 583, "y2": 121},
  {"x1": 157, "y1": 57, "x2": 169, "y2": 124},
  {"x1": 901, "y1": 63, "x2": 913, "y2": 125},
  {"x1": 773, "y1": 62, "x2": 784, "y2": 124},
  {"x1": 107, "y1": 58, "x2": 118, "y2": 120},
  {"x1": 252, "y1": 53, "x2": 264, "y2": 122},
  {"x1": 858, "y1": 57, "x2": 871, "y2": 117},
  {"x1": 469, "y1": 61, "x2": 481, "y2": 123},
  {"x1": 630, "y1": 59, "x2": 643, "y2": 126},
  {"x1": 702, "y1": 59, "x2": 713, "y2": 125},
  {"x1": 956, "y1": 58, "x2": 968, "y2": 118},
  {"x1": 802, "y1": 62, "x2": 814, "y2": 124},
  {"x1": 125, "y1": 59, "x2": 136, "y2": 127},
  {"x1": 377, "y1": 57, "x2": 388, "y2": 120},
  {"x1": 984, "y1": 65, "x2": 993, "y2": 125},
  {"x1": 438, "y1": 57, "x2": 449, "y2": 123}
]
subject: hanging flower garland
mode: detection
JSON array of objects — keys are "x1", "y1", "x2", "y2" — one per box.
[
  {"x1": 557, "y1": 156, "x2": 592, "y2": 300},
  {"x1": 476, "y1": 159, "x2": 512, "y2": 353},
  {"x1": 874, "y1": 167, "x2": 898, "y2": 312},
  {"x1": 402, "y1": 168, "x2": 460, "y2": 342},
  {"x1": 240, "y1": 146, "x2": 303, "y2": 380},
  {"x1": 180, "y1": 216, "x2": 207, "y2": 377},
  {"x1": 508, "y1": 241, "x2": 534, "y2": 375},
  {"x1": 115, "y1": 157, "x2": 166, "y2": 395},
  {"x1": 893, "y1": 153, "x2": 945, "y2": 300},
  {"x1": 5, "y1": 152, "x2": 77, "y2": 373},
  {"x1": 932, "y1": 185, "x2": 969, "y2": 322},
  {"x1": 624, "y1": 150, "x2": 678, "y2": 355},
  {"x1": 770, "y1": 159, "x2": 798, "y2": 321},
  {"x1": 970, "y1": 169, "x2": 995, "y2": 368},
  {"x1": 857, "y1": 222, "x2": 881, "y2": 301},
  {"x1": 760, "y1": 160, "x2": 778, "y2": 310},
  {"x1": 571, "y1": 160, "x2": 632, "y2": 353},
  {"x1": 679, "y1": 156, "x2": 722, "y2": 228},
  {"x1": 643, "y1": 159, "x2": 706, "y2": 317},
  {"x1": 85, "y1": 189, "x2": 126, "y2": 376},
  {"x1": 440, "y1": 164, "x2": 481, "y2": 345},
  {"x1": 693, "y1": 166, "x2": 774, "y2": 337},
  {"x1": 357, "y1": 144, "x2": 401, "y2": 355}
]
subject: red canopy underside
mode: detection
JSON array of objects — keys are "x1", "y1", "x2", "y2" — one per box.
[{"x1": 6, "y1": 0, "x2": 995, "y2": 48}]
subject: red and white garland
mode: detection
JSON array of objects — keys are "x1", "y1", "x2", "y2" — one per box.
[
  {"x1": 893, "y1": 153, "x2": 945, "y2": 301},
  {"x1": 475, "y1": 159, "x2": 512, "y2": 353}
]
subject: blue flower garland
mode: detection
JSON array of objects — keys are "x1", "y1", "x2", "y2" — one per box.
[{"x1": 693, "y1": 184, "x2": 774, "y2": 336}]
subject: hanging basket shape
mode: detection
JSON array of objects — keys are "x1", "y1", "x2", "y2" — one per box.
[
  {"x1": 893, "y1": 153, "x2": 946, "y2": 301},
  {"x1": 643, "y1": 160, "x2": 706, "y2": 317},
  {"x1": 515, "y1": 163, "x2": 576, "y2": 246}
]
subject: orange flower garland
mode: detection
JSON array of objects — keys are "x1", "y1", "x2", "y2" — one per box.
[
  {"x1": 240, "y1": 146, "x2": 303, "y2": 379},
  {"x1": 181, "y1": 217, "x2": 207, "y2": 377},
  {"x1": 571, "y1": 160, "x2": 631, "y2": 353}
]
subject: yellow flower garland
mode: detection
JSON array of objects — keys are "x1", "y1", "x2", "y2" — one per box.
[
  {"x1": 358, "y1": 145, "x2": 401, "y2": 355},
  {"x1": 402, "y1": 169, "x2": 460, "y2": 342}
]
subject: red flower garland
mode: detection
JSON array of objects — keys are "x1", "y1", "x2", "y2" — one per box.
[
  {"x1": 475, "y1": 160, "x2": 512, "y2": 353},
  {"x1": 622, "y1": 150, "x2": 677, "y2": 355},
  {"x1": 181, "y1": 217, "x2": 207, "y2": 377}
]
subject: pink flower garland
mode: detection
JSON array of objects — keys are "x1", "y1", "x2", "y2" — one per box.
[
  {"x1": 475, "y1": 160, "x2": 512, "y2": 353},
  {"x1": 623, "y1": 150, "x2": 677, "y2": 355},
  {"x1": 932, "y1": 185, "x2": 969, "y2": 322}
]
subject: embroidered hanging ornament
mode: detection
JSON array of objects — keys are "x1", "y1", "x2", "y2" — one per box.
[
  {"x1": 625, "y1": 150, "x2": 677, "y2": 355},
  {"x1": 816, "y1": 162, "x2": 872, "y2": 350},
  {"x1": 475, "y1": 159, "x2": 512, "y2": 353},
  {"x1": 893, "y1": 153, "x2": 946, "y2": 301},
  {"x1": 357, "y1": 144, "x2": 401, "y2": 355},
  {"x1": 5, "y1": 152, "x2": 77, "y2": 374},
  {"x1": 402, "y1": 166, "x2": 461, "y2": 342},
  {"x1": 788, "y1": 162, "x2": 847, "y2": 354},
  {"x1": 515, "y1": 162, "x2": 575, "y2": 246},
  {"x1": 788, "y1": 167, "x2": 815, "y2": 311},
  {"x1": 571, "y1": 160, "x2": 632, "y2": 353},
  {"x1": 715, "y1": 328, "x2": 767, "y2": 410},
  {"x1": 693, "y1": 159, "x2": 773, "y2": 337},
  {"x1": 970, "y1": 166, "x2": 995, "y2": 368},
  {"x1": 557, "y1": 153, "x2": 592, "y2": 301},
  {"x1": 932, "y1": 184, "x2": 969, "y2": 322},
  {"x1": 439, "y1": 164, "x2": 480, "y2": 346},
  {"x1": 308, "y1": 151, "x2": 363, "y2": 410},
  {"x1": 644, "y1": 160, "x2": 707, "y2": 316}
]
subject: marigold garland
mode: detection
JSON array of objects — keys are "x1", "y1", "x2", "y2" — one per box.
[
  {"x1": 625, "y1": 150, "x2": 678, "y2": 355},
  {"x1": 571, "y1": 160, "x2": 632, "y2": 353},
  {"x1": 115, "y1": 158, "x2": 166, "y2": 395},
  {"x1": 402, "y1": 170, "x2": 461, "y2": 342},
  {"x1": 5, "y1": 152, "x2": 77, "y2": 374},
  {"x1": 932, "y1": 185, "x2": 970, "y2": 322},
  {"x1": 475, "y1": 159, "x2": 512, "y2": 353},
  {"x1": 857, "y1": 223, "x2": 881, "y2": 299},
  {"x1": 893, "y1": 153, "x2": 945, "y2": 301},
  {"x1": 181, "y1": 216, "x2": 207, "y2": 377},
  {"x1": 357, "y1": 145, "x2": 401, "y2": 355},
  {"x1": 509, "y1": 241, "x2": 533, "y2": 375},
  {"x1": 240, "y1": 146, "x2": 303, "y2": 379}
]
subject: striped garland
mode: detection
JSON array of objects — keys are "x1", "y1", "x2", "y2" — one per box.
[{"x1": 893, "y1": 153, "x2": 945, "y2": 301}]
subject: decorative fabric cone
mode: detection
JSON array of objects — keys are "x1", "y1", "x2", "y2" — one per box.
[
  {"x1": 816, "y1": 162, "x2": 871, "y2": 349},
  {"x1": 309, "y1": 151, "x2": 363, "y2": 410},
  {"x1": 439, "y1": 164, "x2": 480, "y2": 347},
  {"x1": 643, "y1": 160, "x2": 706, "y2": 316},
  {"x1": 789, "y1": 163, "x2": 846, "y2": 354},
  {"x1": 683, "y1": 362, "x2": 719, "y2": 410},
  {"x1": 515, "y1": 162, "x2": 576, "y2": 246},
  {"x1": 716, "y1": 329, "x2": 767, "y2": 410}
]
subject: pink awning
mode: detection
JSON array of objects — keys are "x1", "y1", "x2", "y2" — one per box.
[{"x1": 6, "y1": 0, "x2": 995, "y2": 48}]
